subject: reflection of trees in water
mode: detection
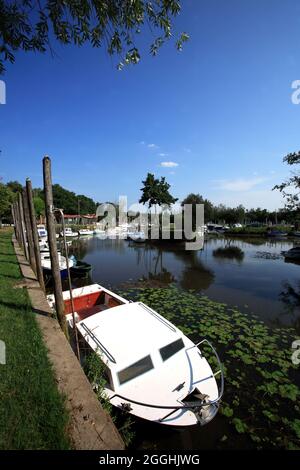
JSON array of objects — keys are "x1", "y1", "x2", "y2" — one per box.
[
  {"x1": 172, "y1": 248, "x2": 215, "y2": 291},
  {"x1": 213, "y1": 246, "x2": 244, "y2": 263},
  {"x1": 129, "y1": 242, "x2": 215, "y2": 291},
  {"x1": 129, "y1": 243, "x2": 175, "y2": 285},
  {"x1": 279, "y1": 281, "x2": 300, "y2": 333},
  {"x1": 62, "y1": 237, "x2": 126, "y2": 260}
]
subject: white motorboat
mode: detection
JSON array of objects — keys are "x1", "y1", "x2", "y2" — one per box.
[
  {"x1": 94, "y1": 228, "x2": 106, "y2": 235},
  {"x1": 41, "y1": 252, "x2": 74, "y2": 279},
  {"x1": 78, "y1": 229, "x2": 94, "y2": 236},
  {"x1": 37, "y1": 224, "x2": 48, "y2": 239},
  {"x1": 60, "y1": 227, "x2": 78, "y2": 238},
  {"x1": 47, "y1": 284, "x2": 223, "y2": 427},
  {"x1": 128, "y1": 230, "x2": 146, "y2": 243}
]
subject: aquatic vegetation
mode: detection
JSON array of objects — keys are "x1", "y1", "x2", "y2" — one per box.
[
  {"x1": 213, "y1": 246, "x2": 244, "y2": 261},
  {"x1": 84, "y1": 351, "x2": 135, "y2": 447},
  {"x1": 254, "y1": 251, "x2": 283, "y2": 260},
  {"x1": 118, "y1": 285, "x2": 300, "y2": 449}
]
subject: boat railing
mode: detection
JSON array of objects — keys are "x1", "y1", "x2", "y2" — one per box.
[
  {"x1": 187, "y1": 338, "x2": 224, "y2": 406},
  {"x1": 108, "y1": 338, "x2": 224, "y2": 423},
  {"x1": 80, "y1": 322, "x2": 117, "y2": 364},
  {"x1": 138, "y1": 302, "x2": 177, "y2": 332}
]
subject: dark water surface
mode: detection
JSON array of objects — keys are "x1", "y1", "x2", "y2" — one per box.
[
  {"x1": 58, "y1": 235, "x2": 300, "y2": 449},
  {"x1": 65, "y1": 235, "x2": 300, "y2": 332}
]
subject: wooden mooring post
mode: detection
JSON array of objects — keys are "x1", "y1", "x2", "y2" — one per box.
[
  {"x1": 13, "y1": 201, "x2": 21, "y2": 244},
  {"x1": 26, "y1": 179, "x2": 45, "y2": 292},
  {"x1": 22, "y1": 188, "x2": 36, "y2": 275},
  {"x1": 43, "y1": 156, "x2": 67, "y2": 335},
  {"x1": 18, "y1": 192, "x2": 29, "y2": 260}
]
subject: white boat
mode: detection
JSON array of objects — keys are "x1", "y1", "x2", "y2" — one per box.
[
  {"x1": 78, "y1": 229, "x2": 94, "y2": 236},
  {"x1": 60, "y1": 227, "x2": 78, "y2": 238},
  {"x1": 94, "y1": 228, "x2": 106, "y2": 235},
  {"x1": 47, "y1": 284, "x2": 223, "y2": 427},
  {"x1": 39, "y1": 240, "x2": 49, "y2": 252},
  {"x1": 128, "y1": 231, "x2": 146, "y2": 243},
  {"x1": 37, "y1": 224, "x2": 48, "y2": 239},
  {"x1": 41, "y1": 252, "x2": 74, "y2": 279}
]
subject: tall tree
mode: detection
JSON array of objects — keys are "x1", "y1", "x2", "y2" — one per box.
[
  {"x1": 0, "y1": 183, "x2": 13, "y2": 226},
  {"x1": 181, "y1": 193, "x2": 214, "y2": 227},
  {"x1": 6, "y1": 180, "x2": 23, "y2": 195},
  {"x1": 273, "y1": 151, "x2": 300, "y2": 212},
  {"x1": 139, "y1": 173, "x2": 177, "y2": 211},
  {"x1": 0, "y1": 0, "x2": 188, "y2": 74}
]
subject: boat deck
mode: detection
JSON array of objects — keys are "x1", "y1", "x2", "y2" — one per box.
[{"x1": 76, "y1": 304, "x2": 109, "y2": 321}]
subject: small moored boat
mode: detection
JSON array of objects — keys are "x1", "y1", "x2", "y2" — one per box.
[
  {"x1": 69, "y1": 256, "x2": 92, "y2": 276},
  {"x1": 41, "y1": 252, "x2": 74, "y2": 279},
  {"x1": 37, "y1": 224, "x2": 48, "y2": 240},
  {"x1": 267, "y1": 230, "x2": 288, "y2": 238},
  {"x1": 60, "y1": 227, "x2": 78, "y2": 238},
  {"x1": 78, "y1": 229, "x2": 94, "y2": 236},
  {"x1": 128, "y1": 231, "x2": 146, "y2": 243},
  {"x1": 283, "y1": 246, "x2": 300, "y2": 260},
  {"x1": 47, "y1": 284, "x2": 223, "y2": 427}
]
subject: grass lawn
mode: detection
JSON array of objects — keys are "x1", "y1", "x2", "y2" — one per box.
[{"x1": 0, "y1": 229, "x2": 70, "y2": 449}]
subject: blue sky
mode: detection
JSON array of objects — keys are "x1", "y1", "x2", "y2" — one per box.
[{"x1": 1, "y1": 0, "x2": 300, "y2": 210}]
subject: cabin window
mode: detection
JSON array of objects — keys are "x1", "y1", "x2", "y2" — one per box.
[
  {"x1": 159, "y1": 338, "x2": 185, "y2": 362},
  {"x1": 118, "y1": 355, "x2": 154, "y2": 385}
]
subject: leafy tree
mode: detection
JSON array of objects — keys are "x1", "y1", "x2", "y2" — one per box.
[
  {"x1": 52, "y1": 184, "x2": 78, "y2": 214},
  {"x1": 273, "y1": 151, "x2": 300, "y2": 212},
  {"x1": 181, "y1": 193, "x2": 212, "y2": 229},
  {"x1": 139, "y1": 173, "x2": 177, "y2": 211},
  {"x1": 33, "y1": 196, "x2": 45, "y2": 218},
  {"x1": 0, "y1": 0, "x2": 188, "y2": 74},
  {"x1": 6, "y1": 180, "x2": 23, "y2": 196},
  {"x1": 0, "y1": 182, "x2": 13, "y2": 225},
  {"x1": 77, "y1": 194, "x2": 96, "y2": 215}
]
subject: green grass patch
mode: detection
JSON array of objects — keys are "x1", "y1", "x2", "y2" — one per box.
[{"x1": 0, "y1": 229, "x2": 70, "y2": 449}]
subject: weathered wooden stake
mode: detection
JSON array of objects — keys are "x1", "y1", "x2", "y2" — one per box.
[
  {"x1": 43, "y1": 156, "x2": 67, "y2": 335},
  {"x1": 22, "y1": 188, "x2": 36, "y2": 274},
  {"x1": 26, "y1": 179, "x2": 45, "y2": 292},
  {"x1": 57, "y1": 208, "x2": 80, "y2": 360},
  {"x1": 11, "y1": 204, "x2": 16, "y2": 238},
  {"x1": 14, "y1": 200, "x2": 21, "y2": 244},
  {"x1": 18, "y1": 192, "x2": 29, "y2": 260}
]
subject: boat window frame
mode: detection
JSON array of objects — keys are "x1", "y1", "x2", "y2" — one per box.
[
  {"x1": 159, "y1": 337, "x2": 185, "y2": 362},
  {"x1": 117, "y1": 355, "x2": 154, "y2": 386}
]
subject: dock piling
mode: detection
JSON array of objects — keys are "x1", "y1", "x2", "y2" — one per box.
[
  {"x1": 22, "y1": 188, "x2": 36, "y2": 274},
  {"x1": 26, "y1": 179, "x2": 45, "y2": 293},
  {"x1": 43, "y1": 156, "x2": 67, "y2": 335}
]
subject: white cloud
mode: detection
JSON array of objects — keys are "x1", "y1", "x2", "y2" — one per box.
[
  {"x1": 160, "y1": 161, "x2": 179, "y2": 168},
  {"x1": 158, "y1": 152, "x2": 169, "y2": 157},
  {"x1": 213, "y1": 177, "x2": 268, "y2": 192},
  {"x1": 148, "y1": 143, "x2": 158, "y2": 149}
]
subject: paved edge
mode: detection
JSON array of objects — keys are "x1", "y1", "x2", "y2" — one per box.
[{"x1": 12, "y1": 236, "x2": 124, "y2": 450}]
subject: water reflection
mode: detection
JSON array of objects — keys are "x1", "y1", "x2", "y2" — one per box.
[
  {"x1": 212, "y1": 246, "x2": 244, "y2": 263},
  {"x1": 279, "y1": 281, "x2": 300, "y2": 333},
  {"x1": 64, "y1": 235, "x2": 300, "y2": 330}
]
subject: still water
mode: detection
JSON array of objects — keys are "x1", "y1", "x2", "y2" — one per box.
[
  {"x1": 64, "y1": 235, "x2": 300, "y2": 333},
  {"x1": 58, "y1": 235, "x2": 300, "y2": 449}
]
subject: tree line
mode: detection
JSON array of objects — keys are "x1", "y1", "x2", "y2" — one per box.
[{"x1": 0, "y1": 181, "x2": 99, "y2": 225}]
